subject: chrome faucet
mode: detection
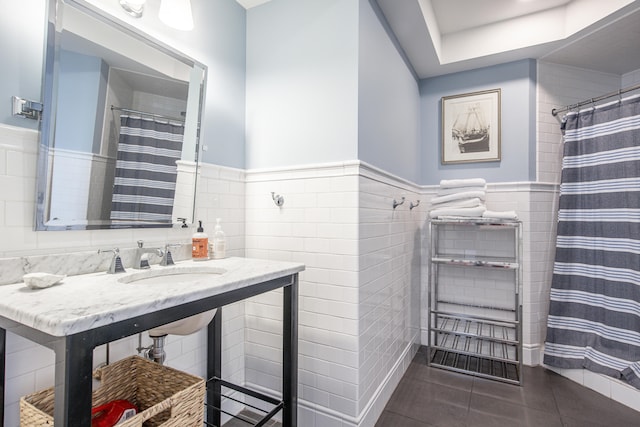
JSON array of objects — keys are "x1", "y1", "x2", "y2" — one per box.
[
  {"x1": 133, "y1": 240, "x2": 164, "y2": 269},
  {"x1": 160, "y1": 243, "x2": 181, "y2": 266},
  {"x1": 98, "y1": 248, "x2": 126, "y2": 274}
]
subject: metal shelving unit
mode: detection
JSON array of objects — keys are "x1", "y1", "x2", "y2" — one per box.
[{"x1": 428, "y1": 218, "x2": 522, "y2": 385}]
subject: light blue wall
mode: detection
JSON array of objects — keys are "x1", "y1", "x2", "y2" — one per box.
[
  {"x1": 358, "y1": 0, "x2": 421, "y2": 183},
  {"x1": 0, "y1": 1, "x2": 46, "y2": 129},
  {"x1": 245, "y1": 0, "x2": 420, "y2": 180},
  {"x1": 54, "y1": 50, "x2": 107, "y2": 153},
  {"x1": 0, "y1": 0, "x2": 246, "y2": 168},
  {"x1": 173, "y1": 0, "x2": 247, "y2": 168},
  {"x1": 420, "y1": 59, "x2": 537, "y2": 184},
  {"x1": 245, "y1": 0, "x2": 359, "y2": 170},
  {"x1": 5, "y1": 1, "x2": 537, "y2": 181}
]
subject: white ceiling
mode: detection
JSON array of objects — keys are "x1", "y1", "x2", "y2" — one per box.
[
  {"x1": 430, "y1": 0, "x2": 572, "y2": 35},
  {"x1": 233, "y1": 0, "x2": 640, "y2": 79},
  {"x1": 235, "y1": 0, "x2": 271, "y2": 9},
  {"x1": 376, "y1": 0, "x2": 640, "y2": 78}
]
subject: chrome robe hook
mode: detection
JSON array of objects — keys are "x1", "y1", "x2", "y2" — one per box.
[{"x1": 271, "y1": 192, "x2": 284, "y2": 207}]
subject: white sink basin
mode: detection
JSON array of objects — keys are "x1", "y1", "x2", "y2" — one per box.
[
  {"x1": 148, "y1": 308, "x2": 217, "y2": 337},
  {"x1": 118, "y1": 265, "x2": 226, "y2": 336},
  {"x1": 118, "y1": 265, "x2": 227, "y2": 285}
]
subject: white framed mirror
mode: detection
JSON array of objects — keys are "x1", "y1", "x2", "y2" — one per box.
[{"x1": 35, "y1": 0, "x2": 206, "y2": 230}]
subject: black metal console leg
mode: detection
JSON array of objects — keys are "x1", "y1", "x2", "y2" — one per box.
[
  {"x1": 55, "y1": 334, "x2": 93, "y2": 426},
  {"x1": 282, "y1": 277, "x2": 298, "y2": 427},
  {"x1": 0, "y1": 328, "x2": 5, "y2": 427},
  {"x1": 207, "y1": 309, "x2": 222, "y2": 426}
]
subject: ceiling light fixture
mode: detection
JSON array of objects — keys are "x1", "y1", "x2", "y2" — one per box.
[
  {"x1": 159, "y1": 0, "x2": 194, "y2": 31},
  {"x1": 119, "y1": 0, "x2": 146, "y2": 18}
]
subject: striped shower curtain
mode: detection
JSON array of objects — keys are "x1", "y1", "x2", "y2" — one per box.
[
  {"x1": 110, "y1": 115, "x2": 184, "y2": 223},
  {"x1": 544, "y1": 95, "x2": 640, "y2": 389}
]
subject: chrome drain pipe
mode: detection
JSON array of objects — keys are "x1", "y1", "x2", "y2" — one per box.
[{"x1": 137, "y1": 333, "x2": 167, "y2": 365}]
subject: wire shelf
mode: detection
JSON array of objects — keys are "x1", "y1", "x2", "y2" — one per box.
[
  {"x1": 428, "y1": 219, "x2": 523, "y2": 385},
  {"x1": 429, "y1": 348, "x2": 520, "y2": 384},
  {"x1": 433, "y1": 313, "x2": 518, "y2": 345}
]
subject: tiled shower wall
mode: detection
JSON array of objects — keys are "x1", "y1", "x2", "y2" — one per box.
[
  {"x1": 536, "y1": 61, "x2": 621, "y2": 184},
  {"x1": 484, "y1": 184, "x2": 558, "y2": 366}
]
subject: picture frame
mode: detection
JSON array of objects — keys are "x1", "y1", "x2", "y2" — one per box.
[{"x1": 441, "y1": 89, "x2": 501, "y2": 164}]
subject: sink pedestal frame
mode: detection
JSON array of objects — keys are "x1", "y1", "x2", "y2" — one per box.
[{"x1": 0, "y1": 273, "x2": 298, "y2": 426}]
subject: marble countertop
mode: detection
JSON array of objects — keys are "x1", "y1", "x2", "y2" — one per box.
[{"x1": 0, "y1": 257, "x2": 304, "y2": 337}]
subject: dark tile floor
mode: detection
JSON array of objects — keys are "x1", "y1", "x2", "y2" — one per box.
[
  {"x1": 224, "y1": 347, "x2": 640, "y2": 427},
  {"x1": 376, "y1": 348, "x2": 640, "y2": 427},
  {"x1": 222, "y1": 409, "x2": 280, "y2": 426}
]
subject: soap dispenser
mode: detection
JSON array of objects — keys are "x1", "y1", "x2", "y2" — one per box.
[
  {"x1": 212, "y1": 218, "x2": 226, "y2": 259},
  {"x1": 192, "y1": 220, "x2": 208, "y2": 260}
]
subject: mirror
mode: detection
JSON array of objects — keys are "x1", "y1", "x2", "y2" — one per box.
[{"x1": 35, "y1": 0, "x2": 206, "y2": 230}]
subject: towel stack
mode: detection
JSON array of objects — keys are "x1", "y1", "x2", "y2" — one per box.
[
  {"x1": 429, "y1": 178, "x2": 487, "y2": 219},
  {"x1": 429, "y1": 179, "x2": 519, "y2": 220}
]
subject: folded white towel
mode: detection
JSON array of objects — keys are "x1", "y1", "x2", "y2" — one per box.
[
  {"x1": 482, "y1": 210, "x2": 518, "y2": 220},
  {"x1": 429, "y1": 206, "x2": 487, "y2": 219},
  {"x1": 430, "y1": 190, "x2": 486, "y2": 206},
  {"x1": 437, "y1": 185, "x2": 487, "y2": 196},
  {"x1": 430, "y1": 198, "x2": 484, "y2": 209},
  {"x1": 439, "y1": 178, "x2": 486, "y2": 189}
]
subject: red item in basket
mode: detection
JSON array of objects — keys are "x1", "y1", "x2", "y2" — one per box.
[{"x1": 91, "y1": 399, "x2": 138, "y2": 427}]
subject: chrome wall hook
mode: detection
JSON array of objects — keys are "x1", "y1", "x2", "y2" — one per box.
[
  {"x1": 409, "y1": 200, "x2": 420, "y2": 210},
  {"x1": 271, "y1": 192, "x2": 284, "y2": 207},
  {"x1": 393, "y1": 197, "x2": 405, "y2": 209}
]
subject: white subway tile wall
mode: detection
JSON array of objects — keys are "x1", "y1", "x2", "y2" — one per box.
[
  {"x1": 243, "y1": 164, "x2": 422, "y2": 425},
  {"x1": 536, "y1": 62, "x2": 621, "y2": 184},
  {"x1": 357, "y1": 172, "x2": 422, "y2": 419},
  {"x1": 244, "y1": 166, "x2": 361, "y2": 424}
]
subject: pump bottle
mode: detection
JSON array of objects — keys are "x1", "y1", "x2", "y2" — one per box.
[
  {"x1": 192, "y1": 220, "x2": 208, "y2": 260},
  {"x1": 213, "y1": 218, "x2": 226, "y2": 259}
]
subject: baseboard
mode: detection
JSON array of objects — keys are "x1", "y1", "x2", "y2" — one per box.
[
  {"x1": 243, "y1": 337, "x2": 419, "y2": 427},
  {"x1": 354, "y1": 339, "x2": 419, "y2": 427},
  {"x1": 522, "y1": 343, "x2": 542, "y2": 366}
]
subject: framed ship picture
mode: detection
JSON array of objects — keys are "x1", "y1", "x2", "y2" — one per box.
[{"x1": 441, "y1": 89, "x2": 501, "y2": 164}]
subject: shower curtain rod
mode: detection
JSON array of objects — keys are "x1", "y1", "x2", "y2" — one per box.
[
  {"x1": 551, "y1": 82, "x2": 640, "y2": 116},
  {"x1": 111, "y1": 105, "x2": 185, "y2": 123}
]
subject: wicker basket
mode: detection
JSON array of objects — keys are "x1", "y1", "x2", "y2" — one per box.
[{"x1": 20, "y1": 356, "x2": 205, "y2": 426}]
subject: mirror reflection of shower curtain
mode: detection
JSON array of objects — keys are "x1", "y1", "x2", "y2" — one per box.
[
  {"x1": 110, "y1": 115, "x2": 184, "y2": 222},
  {"x1": 544, "y1": 95, "x2": 640, "y2": 389}
]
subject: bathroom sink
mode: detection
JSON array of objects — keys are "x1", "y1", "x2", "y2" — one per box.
[
  {"x1": 147, "y1": 308, "x2": 217, "y2": 337},
  {"x1": 118, "y1": 265, "x2": 227, "y2": 285},
  {"x1": 118, "y1": 265, "x2": 226, "y2": 336}
]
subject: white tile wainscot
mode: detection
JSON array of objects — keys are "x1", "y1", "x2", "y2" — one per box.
[{"x1": 244, "y1": 161, "x2": 422, "y2": 427}]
